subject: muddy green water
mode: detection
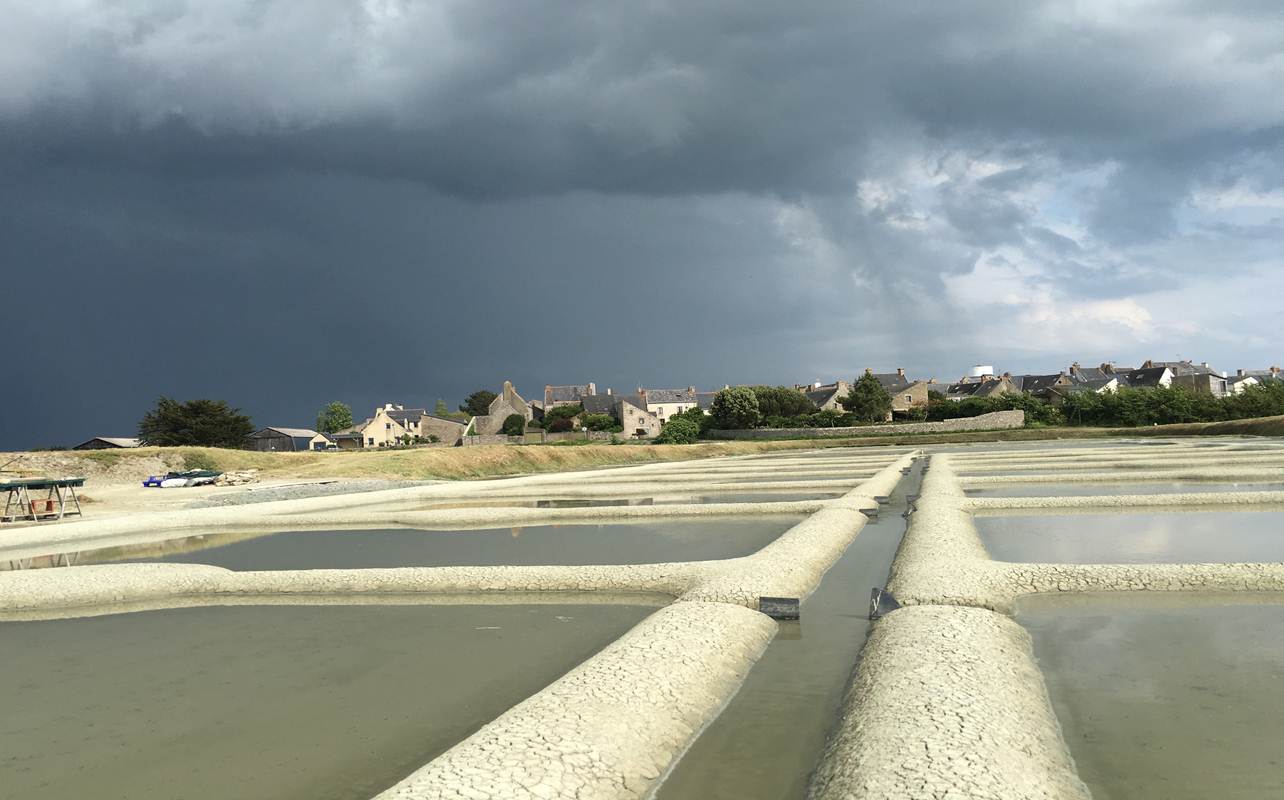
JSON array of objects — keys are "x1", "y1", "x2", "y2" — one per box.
[
  {"x1": 0, "y1": 603, "x2": 653, "y2": 800},
  {"x1": 1019, "y1": 593, "x2": 1284, "y2": 800},
  {"x1": 655, "y1": 463, "x2": 920, "y2": 799},
  {"x1": 966, "y1": 482, "x2": 1284, "y2": 497},
  {"x1": 976, "y1": 510, "x2": 1284, "y2": 563},
  {"x1": 82, "y1": 517, "x2": 803, "y2": 570}
]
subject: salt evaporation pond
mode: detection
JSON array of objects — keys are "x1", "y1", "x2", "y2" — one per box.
[
  {"x1": 82, "y1": 517, "x2": 804, "y2": 570},
  {"x1": 422, "y1": 492, "x2": 840, "y2": 510},
  {"x1": 975, "y1": 510, "x2": 1284, "y2": 563},
  {"x1": 1019, "y1": 593, "x2": 1284, "y2": 800},
  {"x1": 0, "y1": 603, "x2": 653, "y2": 800},
  {"x1": 965, "y1": 482, "x2": 1284, "y2": 498}
]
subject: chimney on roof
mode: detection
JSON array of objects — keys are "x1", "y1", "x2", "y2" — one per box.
[
  {"x1": 686, "y1": 386, "x2": 695, "y2": 394},
  {"x1": 896, "y1": 367, "x2": 905, "y2": 378},
  {"x1": 1273, "y1": 366, "x2": 1281, "y2": 377},
  {"x1": 1238, "y1": 369, "x2": 1245, "y2": 377},
  {"x1": 1101, "y1": 362, "x2": 1115, "y2": 374},
  {"x1": 1201, "y1": 362, "x2": 1210, "y2": 369},
  {"x1": 1070, "y1": 362, "x2": 1081, "y2": 376}
]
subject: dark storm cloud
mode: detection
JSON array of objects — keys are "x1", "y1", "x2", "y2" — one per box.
[{"x1": 2, "y1": 1, "x2": 1283, "y2": 448}]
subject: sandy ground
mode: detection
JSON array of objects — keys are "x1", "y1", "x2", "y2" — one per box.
[{"x1": 3, "y1": 478, "x2": 339, "y2": 526}]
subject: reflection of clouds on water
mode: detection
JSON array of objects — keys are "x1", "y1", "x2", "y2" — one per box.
[
  {"x1": 980, "y1": 512, "x2": 1284, "y2": 564},
  {"x1": 1023, "y1": 600, "x2": 1284, "y2": 799},
  {"x1": 969, "y1": 482, "x2": 1284, "y2": 498}
]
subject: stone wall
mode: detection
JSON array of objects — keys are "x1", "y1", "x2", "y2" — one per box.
[
  {"x1": 704, "y1": 410, "x2": 1025, "y2": 439},
  {"x1": 419, "y1": 415, "x2": 467, "y2": 446},
  {"x1": 544, "y1": 430, "x2": 615, "y2": 443},
  {"x1": 461, "y1": 434, "x2": 514, "y2": 446}
]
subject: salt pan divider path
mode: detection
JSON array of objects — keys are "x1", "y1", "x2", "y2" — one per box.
[
  {"x1": 808, "y1": 439, "x2": 1284, "y2": 799},
  {"x1": 0, "y1": 447, "x2": 917, "y2": 799}
]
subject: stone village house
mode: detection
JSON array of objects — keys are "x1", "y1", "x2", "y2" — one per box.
[
  {"x1": 470, "y1": 381, "x2": 534, "y2": 435},
  {"x1": 580, "y1": 390, "x2": 663, "y2": 439},
  {"x1": 871, "y1": 369, "x2": 931, "y2": 418},
  {"x1": 333, "y1": 404, "x2": 468, "y2": 448}
]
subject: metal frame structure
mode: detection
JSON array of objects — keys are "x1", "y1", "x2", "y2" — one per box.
[{"x1": 1, "y1": 477, "x2": 86, "y2": 523}]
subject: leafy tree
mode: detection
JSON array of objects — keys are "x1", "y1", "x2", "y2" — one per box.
[
  {"x1": 709, "y1": 387, "x2": 761, "y2": 429},
  {"x1": 840, "y1": 371, "x2": 893, "y2": 423},
  {"x1": 547, "y1": 417, "x2": 575, "y2": 432},
  {"x1": 927, "y1": 390, "x2": 946, "y2": 402},
  {"x1": 581, "y1": 413, "x2": 617, "y2": 431},
  {"x1": 315, "y1": 401, "x2": 353, "y2": 434},
  {"x1": 749, "y1": 385, "x2": 816, "y2": 418},
  {"x1": 904, "y1": 403, "x2": 929, "y2": 422},
  {"x1": 460, "y1": 390, "x2": 498, "y2": 417},
  {"x1": 671, "y1": 406, "x2": 713, "y2": 433},
  {"x1": 139, "y1": 397, "x2": 254, "y2": 448},
  {"x1": 994, "y1": 393, "x2": 1065, "y2": 427},
  {"x1": 655, "y1": 416, "x2": 700, "y2": 444},
  {"x1": 434, "y1": 399, "x2": 450, "y2": 416},
  {"x1": 501, "y1": 413, "x2": 527, "y2": 436},
  {"x1": 540, "y1": 404, "x2": 583, "y2": 429}
]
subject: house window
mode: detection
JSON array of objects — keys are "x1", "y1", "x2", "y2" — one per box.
[
  {"x1": 905, "y1": 395, "x2": 912, "y2": 402},
  {"x1": 367, "y1": 438, "x2": 374, "y2": 446}
]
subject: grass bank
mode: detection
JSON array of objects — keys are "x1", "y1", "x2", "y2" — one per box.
[
  {"x1": 1126, "y1": 414, "x2": 1284, "y2": 438},
  {"x1": 8, "y1": 416, "x2": 1282, "y2": 483}
]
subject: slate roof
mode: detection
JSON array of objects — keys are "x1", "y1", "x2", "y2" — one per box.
[
  {"x1": 256, "y1": 427, "x2": 321, "y2": 439},
  {"x1": 696, "y1": 392, "x2": 717, "y2": 411},
  {"x1": 872, "y1": 373, "x2": 911, "y2": 392},
  {"x1": 1019, "y1": 374, "x2": 1067, "y2": 395},
  {"x1": 581, "y1": 394, "x2": 617, "y2": 415},
  {"x1": 806, "y1": 386, "x2": 844, "y2": 407},
  {"x1": 946, "y1": 382, "x2": 986, "y2": 398},
  {"x1": 1120, "y1": 367, "x2": 1170, "y2": 387},
  {"x1": 1238, "y1": 369, "x2": 1281, "y2": 378},
  {"x1": 1069, "y1": 366, "x2": 1112, "y2": 382},
  {"x1": 1147, "y1": 360, "x2": 1216, "y2": 376},
  {"x1": 546, "y1": 384, "x2": 593, "y2": 403},
  {"x1": 1056, "y1": 378, "x2": 1116, "y2": 396},
  {"x1": 642, "y1": 388, "x2": 697, "y2": 404},
  {"x1": 384, "y1": 408, "x2": 429, "y2": 425}
]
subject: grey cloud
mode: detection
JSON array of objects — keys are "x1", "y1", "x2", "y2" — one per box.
[{"x1": 2, "y1": 1, "x2": 1284, "y2": 448}]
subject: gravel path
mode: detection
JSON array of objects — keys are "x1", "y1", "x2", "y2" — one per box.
[{"x1": 187, "y1": 480, "x2": 436, "y2": 509}]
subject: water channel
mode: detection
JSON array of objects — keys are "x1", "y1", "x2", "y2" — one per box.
[{"x1": 654, "y1": 462, "x2": 921, "y2": 799}]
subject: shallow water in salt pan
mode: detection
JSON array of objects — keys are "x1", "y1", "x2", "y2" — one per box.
[
  {"x1": 1019, "y1": 593, "x2": 1284, "y2": 800},
  {"x1": 965, "y1": 481, "x2": 1284, "y2": 498},
  {"x1": 81, "y1": 517, "x2": 803, "y2": 570},
  {"x1": 976, "y1": 510, "x2": 1284, "y2": 563},
  {"x1": 0, "y1": 603, "x2": 652, "y2": 800}
]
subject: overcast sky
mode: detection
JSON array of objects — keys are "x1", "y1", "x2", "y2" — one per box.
[{"x1": 2, "y1": 1, "x2": 1282, "y2": 449}]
